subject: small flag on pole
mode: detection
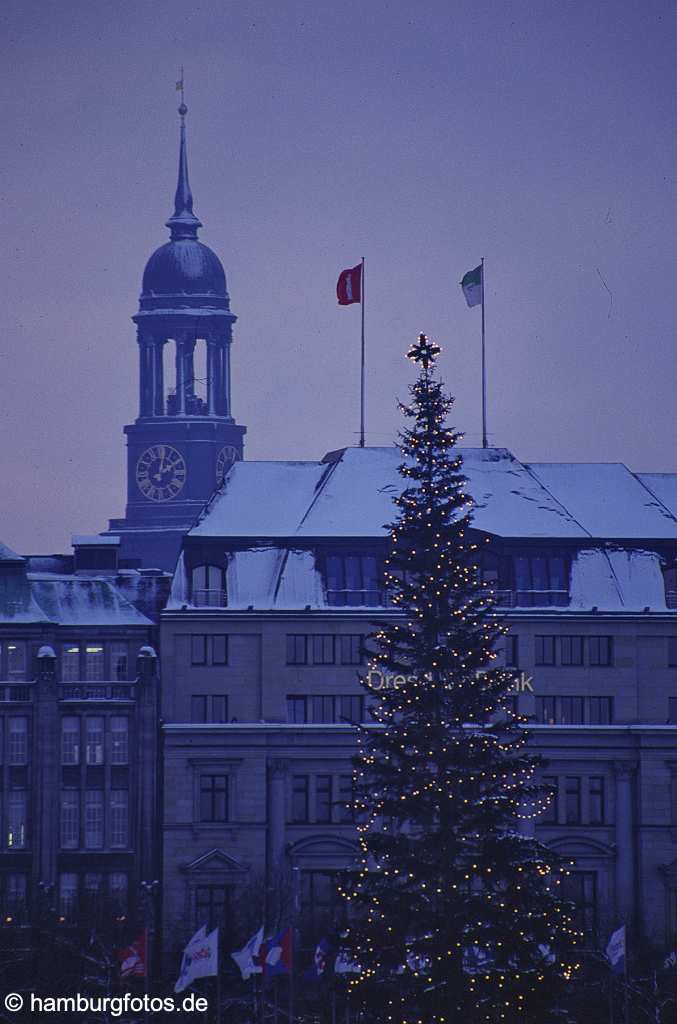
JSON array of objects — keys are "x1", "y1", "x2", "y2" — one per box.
[
  {"x1": 117, "y1": 931, "x2": 147, "y2": 978},
  {"x1": 337, "y1": 264, "x2": 362, "y2": 305},
  {"x1": 260, "y1": 927, "x2": 294, "y2": 976},
  {"x1": 174, "y1": 925, "x2": 219, "y2": 992},
  {"x1": 231, "y1": 926, "x2": 264, "y2": 980},
  {"x1": 605, "y1": 924, "x2": 626, "y2": 975},
  {"x1": 461, "y1": 264, "x2": 483, "y2": 307}
]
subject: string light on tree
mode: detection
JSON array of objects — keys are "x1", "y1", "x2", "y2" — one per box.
[{"x1": 337, "y1": 334, "x2": 579, "y2": 1024}]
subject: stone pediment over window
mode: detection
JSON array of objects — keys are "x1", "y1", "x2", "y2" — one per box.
[
  {"x1": 287, "y1": 834, "x2": 359, "y2": 869},
  {"x1": 547, "y1": 836, "x2": 615, "y2": 860},
  {"x1": 181, "y1": 848, "x2": 248, "y2": 875}
]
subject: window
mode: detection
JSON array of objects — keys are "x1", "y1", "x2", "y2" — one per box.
[
  {"x1": 325, "y1": 553, "x2": 384, "y2": 607},
  {"x1": 560, "y1": 637, "x2": 584, "y2": 667},
  {"x1": 536, "y1": 696, "x2": 556, "y2": 725},
  {"x1": 196, "y1": 885, "x2": 230, "y2": 931},
  {"x1": 589, "y1": 636, "x2": 612, "y2": 667},
  {"x1": 191, "y1": 635, "x2": 207, "y2": 666},
  {"x1": 199, "y1": 775, "x2": 228, "y2": 823},
  {"x1": 109, "y1": 872, "x2": 128, "y2": 913},
  {"x1": 312, "y1": 636, "x2": 335, "y2": 665},
  {"x1": 665, "y1": 567, "x2": 677, "y2": 609},
  {"x1": 211, "y1": 635, "x2": 228, "y2": 665},
  {"x1": 85, "y1": 717, "x2": 104, "y2": 765},
  {"x1": 191, "y1": 565, "x2": 225, "y2": 607},
  {"x1": 535, "y1": 696, "x2": 613, "y2": 725},
  {"x1": 291, "y1": 775, "x2": 310, "y2": 823},
  {"x1": 300, "y1": 870, "x2": 342, "y2": 945},
  {"x1": 7, "y1": 717, "x2": 27, "y2": 764},
  {"x1": 5, "y1": 873, "x2": 26, "y2": 921},
  {"x1": 669, "y1": 698, "x2": 677, "y2": 725},
  {"x1": 559, "y1": 696, "x2": 584, "y2": 724},
  {"x1": 561, "y1": 871, "x2": 597, "y2": 939},
  {"x1": 59, "y1": 873, "x2": 78, "y2": 921},
  {"x1": 110, "y1": 790, "x2": 129, "y2": 847},
  {"x1": 84, "y1": 791, "x2": 104, "y2": 849},
  {"x1": 337, "y1": 774, "x2": 354, "y2": 823},
  {"x1": 589, "y1": 696, "x2": 613, "y2": 724},
  {"x1": 191, "y1": 696, "x2": 228, "y2": 724},
  {"x1": 110, "y1": 716, "x2": 129, "y2": 764},
  {"x1": 61, "y1": 716, "x2": 80, "y2": 765},
  {"x1": 311, "y1": 696, "x2": 335, "y2": 724},
  {"x1": 564, "y1": 777, "x2": 581, "y2": 825},
  {"x1": 513, "y1": 554, "x2": 569, "y2": 607},
  {"x1": 191, "y1": 635, "x2": 228, "y2": 666},
  {"x1": 541, "y1": 776, "x2": 558, "y2": 824},
  {"x1": 316, "y1": 775, "x2": 332, "y2": 823},
  {"x1": 340, "y1": 635, "x2": 363, "y2": 665},
  {"x1": 588, "y1": 777, "x2": 605, "y2": 825},
  {"x1": 287, "y1": 635, "x2": 308, "y2": 665},
  {"x1": 287, "y1": 696, "x2": 307, "y2": 723},
  {"x1": 337, "y1": 695, "x2": 364, "y2": 723},
  {"x1": 60, "y1": 791, "x2": 79, "y2": 849},
  {"x1": 83, "y1": 873, "x2": 103, "y2": 910},
  {"x1": 535, "y1": 636, "x2": 556, "y2": 666},
  {"x1": 111, "y1": 643, "x2": 128, "y2": 681},
  {"x1": 7, "y1": 791, "x2": 26, "y2": 849},
  {"x1": 6, "y1": 643, "x2": 26, "y2": 681},
  {"x1": 62, "y1": 645, "x2": 80, "y2": 682},
  {"x1": 504, "y1": 635, "x2": 519, "y2": 668},
  {"x1": 85, "y1": 645, "x2": 105, "y2": 681},
  {"x1": 669, "y1": 639, "x2": 677, "y2": 668}
]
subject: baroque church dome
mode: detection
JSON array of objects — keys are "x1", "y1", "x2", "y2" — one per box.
[
  {"x1": 141, "y1": 239, "x2": 227, "y2": 311},
  {"x1": 138, "y1": 103, "x2": 230, "y2": 313}
]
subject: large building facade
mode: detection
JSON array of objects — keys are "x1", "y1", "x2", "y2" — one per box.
[
  {"x1": 159, "y1": 445, "x2": 677, "y2": 967},
  {"x1": 0, "y1": 537, "x2": 168, "y2": 958}
]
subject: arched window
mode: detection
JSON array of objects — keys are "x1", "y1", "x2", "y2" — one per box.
[{"x1": 191, "y1": 565, "x2": 226, "y2": 607}]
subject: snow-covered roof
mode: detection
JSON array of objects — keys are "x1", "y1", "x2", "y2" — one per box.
[
  {"x1": 27, "y1": 575, "x2": 153, "y2": 626},
  {"x1": 527, "y1": 463, "x2": 677, "y2": 539},
  {"x1": 0, "y1": 542, "x2": 24, "y2": 563},
  {"x1": 0, "y1": 562, "x2": 155, "y2": 626},
  {"x1": 172, "y1": 447, "x2": 677, "y2": 614},
  {"x1": 189, "y1": 447, "x2": 677, "y2": 542},
  {"x1": 637, "y1": 474, "x2": 677, "y2": 522},
  {"x1": 190, "y1": 462, "x2": 329, "y2": 538}
]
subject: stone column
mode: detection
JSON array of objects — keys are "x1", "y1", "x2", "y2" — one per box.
[
  {"x1": 206, "y1": 339, "x2": 217, "y2": 416},
  {"x1": 223, "y1": 340, "x2": 232, "y2": 418},
  {"x1": 138, "y1": 334, "x2": 153, "y2": 417},
  {"x1": 267, "y1": 759, "x2": 289, "y2": 881},
  {"x1": 153, "y1": 340, "x2": 165, "y2": 416},
  {"x1": 614, "y1": 761, "x2": 636, "y2": 925},
  {"x1": 175, "y1": 337, "x2": 186, "y2": 415}
]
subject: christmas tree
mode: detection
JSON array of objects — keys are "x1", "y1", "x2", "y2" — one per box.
[{"x1": 339, "y1": 335, "x2": 580, "y2": 1023}]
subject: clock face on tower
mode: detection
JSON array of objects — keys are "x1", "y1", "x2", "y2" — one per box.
[
  {"x1": 136, "y1": 445, "x2": 187, "y2": 502},
  {"x1": 216, "y1": 445, "x2": 241, "y2": 486}
]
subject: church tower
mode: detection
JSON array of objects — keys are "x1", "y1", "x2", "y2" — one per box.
[{"x1": 108, "y1": 100, "x2": 246, "y2": 569}]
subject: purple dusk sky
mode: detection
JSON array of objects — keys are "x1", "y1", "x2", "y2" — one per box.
[{"x1": 2, "y1": 0, "x2": 677, "y2": 553}]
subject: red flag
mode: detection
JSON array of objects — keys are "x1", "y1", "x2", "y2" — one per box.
[
  {"x1": 336, "y1": 264, "x2": 362, "y2": 305},
  {"x1": 117, "y1": 930, "x2": 147, "y2": 978}
]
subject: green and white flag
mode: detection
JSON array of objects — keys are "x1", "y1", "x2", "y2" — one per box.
[{"x1": 461, "y1": 264, "x2": 483, "y2": 308}]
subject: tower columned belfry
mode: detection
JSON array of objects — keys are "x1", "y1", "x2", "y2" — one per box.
[{"x1": 108, "y1": 101, "x2": 246, "y2": 569}]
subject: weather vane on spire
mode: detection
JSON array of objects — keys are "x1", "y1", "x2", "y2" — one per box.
[{"x1": 176, "y1": 67, "x2": 187, "y2": 120}]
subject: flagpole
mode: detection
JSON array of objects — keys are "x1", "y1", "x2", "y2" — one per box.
[
  {"x1": 481, "y1": 256, "x2": 487, "y2": 448},
  {"x1": 359, "y1": 257, "x2": 365, "y2": 448}
]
